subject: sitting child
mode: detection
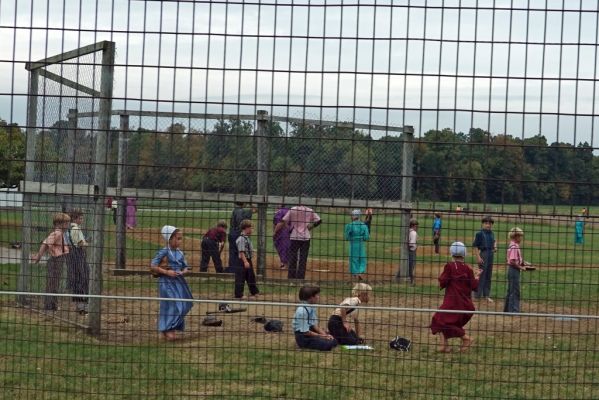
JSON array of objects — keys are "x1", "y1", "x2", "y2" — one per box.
[
  {"x1": 292, "y1": 285, "x2": 337, "y2": 351},
  {"x1": 327, "y1": 283, "x2": 372, "y2": 345}
]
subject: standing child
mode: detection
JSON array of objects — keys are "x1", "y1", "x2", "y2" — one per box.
[
  {"x1": 292, "y1": 285, "x2": 337, "y2": 351},
  {"x1": 408, "y1": 218, "x2": 419, "y2": 285},
  {"x1": 31, "y1": 213, "x2": 71, "y2": 311},
  {"x1": 432, "y1": 213, "x2": 442, "y2": 254},
  {"x1": 200, "y1": 220, "x2": 228, "y2": 273},
  {"x1": 65, "y1": 209, "x2": 90, "y2": 314},
  {"x1": 472, "y1": 216, "x2": 497, "y2": 302},
  {"x1": 150, "y1": 225, "x2": 193, "y2": 341},
  {"x1": 234, "y1": 220, "x2": 260, "y2": 299},
  {"x1": 344, "y1": 209, "x2": 372, "y2": 280},
  {"x1": 430, "y1": 242, "x2": 481, "y2": 353},
  {"x1": 327, "y1": 283, "x2": 372, "y2": 345},
  {"x1": 504, "y1": 227, "x2": 529, "y2": 313}
]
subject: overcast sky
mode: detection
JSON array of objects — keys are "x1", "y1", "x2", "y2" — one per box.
[{"x1": 1, "y1": 0, "x2": 598, "y2": 146}]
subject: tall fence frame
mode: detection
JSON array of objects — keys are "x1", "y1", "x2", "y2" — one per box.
[{"x1": 19, "y1": 41, "x2": 115, "y2": 334}]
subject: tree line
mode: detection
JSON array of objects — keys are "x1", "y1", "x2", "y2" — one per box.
[{"x1": 1, "y1": 117, "x2": 597, "y2": 205}]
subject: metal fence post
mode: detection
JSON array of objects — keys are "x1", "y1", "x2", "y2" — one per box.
[
  {"x1": 115, "y1": 114, "x2": 129, "y2": 269},
  {"x1": 396, "y1": 125, "x2": 414, "y2": 282},
  {"x1": 17, "y1": 69, "x2": 39, "y2": 306},
  {"x1": 256, "y1": 110, "x2": 269, "y2": 277},
  {"x1": 88, "y1": 41, "x2": 115, "y2": 334}
]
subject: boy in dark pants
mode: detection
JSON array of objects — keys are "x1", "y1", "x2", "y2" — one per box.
[
  {"x1": 200, "y1": 220, "x2": 228, "y2": 273},
  {"x1": 292, "y1": 285, "x2": 337, "y2": 351},
  {"x1": 31, "y1": 213, "x2": 71, "y2": 311},
  {"x1": 234, "y1": 220, "x2": 259, "y2": 299},
  {"x1": 472, "y1": 216, "x2": 497, "y2": 302}
]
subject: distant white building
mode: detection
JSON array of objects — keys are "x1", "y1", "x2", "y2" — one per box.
[{"x1": 0, "y1": 187, "x2": 23, "y2": 208}]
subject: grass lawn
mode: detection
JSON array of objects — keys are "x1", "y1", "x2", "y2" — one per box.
[{"x1": 1, "y1": 203, "x2": 598, "y2": 398}]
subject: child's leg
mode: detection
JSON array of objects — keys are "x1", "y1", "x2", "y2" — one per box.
[
  {"x1": 199, "y1": 238, "x2": 211, "y2": 272},
  {"x1": 297, "y1": 240, "x2": 310, "y2": 279},
  {"x1": 296, "y1": 334, "x2": 337, "y2": 351},
  {"x1": 44, "y1": 256, "x2": 63, "y2": 310},
  {"x1": 287, "y1": 240, "x2": 300, "y2": 279},
  {"x1": 234, "y1": 268, "x2": 245, "y2": 298},
  {"x1": 438, "y1": 334, "x2": 450, "y2": 353},
  {"x1": 246, "y1": 260, "x2": 259, "y2": 296},
  {"x1": 460, "y1": 334, "x2": 473, "y2": 352}
]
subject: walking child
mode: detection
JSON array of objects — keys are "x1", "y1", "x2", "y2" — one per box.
[
  {"x1": 234, "y1": 219, "x2": 260, "y2": 299},
  {"x1": 292, "y1": 285, "x2": 337, "y2": 351},
  {"x1": 31, "y1": 213, "x2": 71, "y2": 311},
  {"x1": 200, "y1": 220, "x2": 228, "y2": 273},
  {"x1": 504, "y1": 227, "x2": 529, "y2": 313},
  {"x1": 65, "y1": 209, "x2": 90, "y2": 314},
  {"x1": 344, "y1": 209, "x2": 372, "y2": 280},
  {"x1": 472, "y1": 216, "x2": 497, "y2": 302},
  {"x1": 150, "y1": 225, "x2": 193, "y2": 341},
  {"x1": 430, "y1": 242, "x2": 481, "y2": 353},
  {"x1": 408, "y1": 218, "x2": 419, "y2": 285},
  {"x1": 432, "y1": 213, "x2": 442, "y2": 254},
  {"x1": 327, "y1": 283, "x2": 372, "y2": 345}
]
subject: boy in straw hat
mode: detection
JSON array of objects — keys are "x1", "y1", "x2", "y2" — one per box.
[{"x1": 344, "y1": 209, "x2": 373, "y2": 280}]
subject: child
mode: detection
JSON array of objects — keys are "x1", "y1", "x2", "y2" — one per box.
[
  {"x1": 408, "y1": 218, "x2": 419, "y2": 285},
  {"x1": 504, "y1": 227, "x2": 528, "y2": 313},
  {"x1": 149, "y1": 225, "x2": 193, "y2": 341},
  {"x1": 234, "y1": 219, "x2": 260, "y2": 299},
  {"x1": 327, "y1": 283, "x2": 372, "y2": 345},
  {"x1": 472, "y1": 216, "x2": 497, "y2": 302},
  {"x1": 65, "y1": 209, "x2": 90, "y2": 314},
  {"x1": 31, "y1": 213, "x2": 71, "y2": 311},
  {"x1": 344, "y1": 209, "x2": 372, "y2": 281},
  {"x1": 432, "y1": 213, "x2": 442, "y2": 254},
  {"x1": 430, "y1": 242, "x2": 481, "y2": 353},
  {"x1": 292, "y1": 285, "x2": 337, "y2": 351},
  {"x1": 200, "y1": 220, "x2": 228, "y2": 273}
]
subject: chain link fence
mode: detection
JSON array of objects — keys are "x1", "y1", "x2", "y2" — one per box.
[{"x1": 1, "y1": 1, "x2": 599, "y2": 399}]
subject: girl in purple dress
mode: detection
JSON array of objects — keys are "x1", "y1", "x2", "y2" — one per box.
[
  {"x1": 272, "y1": 205, "x2": 291, "y2": 269},
  {"x1": 126, "y1": 197, "x2": 137, "y2": 229}
]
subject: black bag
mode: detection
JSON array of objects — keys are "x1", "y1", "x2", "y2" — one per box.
[
  {"x1": 202, "y1": 316, "x2": 223, "y2": 327},
  {"x1": 264, "y1": 320, "x2": 283, "y2": 332},
  {"x1": 389, "y1": 336, "x2": 412, "y2": 351}
]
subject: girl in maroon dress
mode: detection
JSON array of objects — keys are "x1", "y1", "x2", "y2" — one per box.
[{"x1": 430, "y1": 242, "x2": 481, "y2": 353}]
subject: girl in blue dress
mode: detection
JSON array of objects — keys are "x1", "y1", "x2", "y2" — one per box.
[{"x1": 150, "y1": 225, "x2": 193, "y2": 341}]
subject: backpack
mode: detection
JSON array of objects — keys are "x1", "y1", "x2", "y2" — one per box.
[{"x1": 389, "y1": 336, "x2": 412, "y2": 351}]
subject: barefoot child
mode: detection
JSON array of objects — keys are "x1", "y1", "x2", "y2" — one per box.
[
  {"x1": 150, "y1": 225, "x2": 193, "y2": 341},
  {"x1": 65, "y1": 209, "x2": 90, "y2": 314},
  {"x1": 31, "y1": 213, "x2": 71, "y2": 311},
  {"x1": 234, "y1": 220, "x2": 260, "y2": 299},
  {"x1": 327, "y1": 282, "x2": 372, "y2": 345},
  {"x1": 430, "y1": 242, "x2": 481, "y2": 353},
  {"x1": 292, "y1": 285, "x2": 337, "y2": 351}
]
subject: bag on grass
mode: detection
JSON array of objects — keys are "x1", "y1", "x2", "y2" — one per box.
[
  {"x1": 264, "y1": 320, "x2": 283, "y2": 332},
  {"x1": 389, "y1": 336, "x2": 412, "y2": 352}
]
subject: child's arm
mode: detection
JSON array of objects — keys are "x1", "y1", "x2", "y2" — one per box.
[
  {"x1": 150, "y1": 253, "x2": 178, "y2": 277},
  {"x1": 309, "y1": 325, "x2": 334, "y2": 339},
  {"x1": 239, "y1": 251, "x2": 250, "y2": 269},
  {"x1": 354, "y1": 318, "x2": 361, "y2": 337},
  {"x1": 31, "y1": 243, "x2": 48, "y2": 263},
  {"x1": 339, "y1": 308, "x2": 352, "y2": 332}
]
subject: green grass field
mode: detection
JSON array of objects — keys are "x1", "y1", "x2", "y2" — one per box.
[{"x1": 1, "y1": 204, "x2": 597, "y2": 399}]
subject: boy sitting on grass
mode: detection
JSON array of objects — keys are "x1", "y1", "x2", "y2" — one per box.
[{"x1": 292, "y1": 285, "x2": 337, "y2": 351}]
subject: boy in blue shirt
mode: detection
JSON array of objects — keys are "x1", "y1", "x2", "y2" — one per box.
[{"x1": 292, "y1": 285, "x2": 337, "y2": 351}]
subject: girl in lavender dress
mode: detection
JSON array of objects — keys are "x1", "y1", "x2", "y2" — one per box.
[
  {"x1": 125, "y1": 197, "x2": 137, "y2": 229},
  {"x1": 272, "y1": 204, "x2": 291, "y2": 269}
]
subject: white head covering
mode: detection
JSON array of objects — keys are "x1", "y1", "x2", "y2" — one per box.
[
  {"x1": 161, "y1": 225, "x2": 178, "y2": 243},
  {"x1": 449, "y1": 241, "x2": 466, "y2": 257},
  {"x1": 351, "y1": 209, "x2": 361, "y2": 217}
]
